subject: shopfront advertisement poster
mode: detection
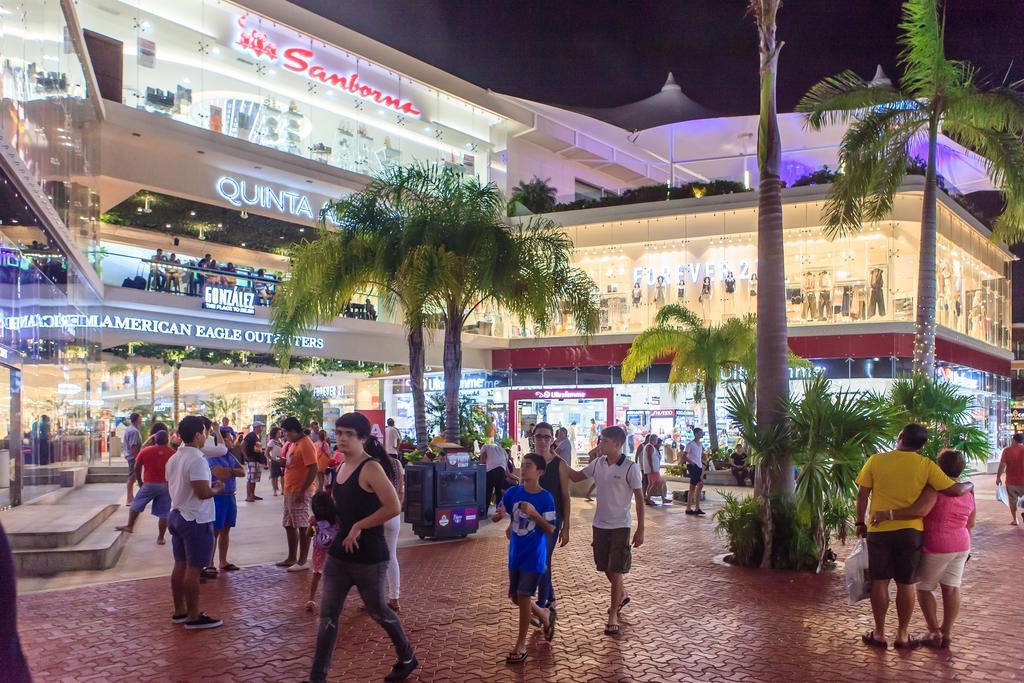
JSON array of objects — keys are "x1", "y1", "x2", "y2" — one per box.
[
  {"x1": 137, "y1": 37, "x2": 156, "y2": 68},
  {"x1": 357, "y1": 409, "x2": 386, "y2": 441}
]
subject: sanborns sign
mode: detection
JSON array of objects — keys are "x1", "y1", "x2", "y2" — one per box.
[
  {"x1": 234, "y1": 14, "x2": 421, "y2": 117},
  {"x1": 204, "y1": 286, "x2": 255, "y2": 315}
]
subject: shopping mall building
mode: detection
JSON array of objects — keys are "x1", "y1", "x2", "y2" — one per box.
[{"x1": 0, "y1": 0, "x2": 1012, "y2": 504}]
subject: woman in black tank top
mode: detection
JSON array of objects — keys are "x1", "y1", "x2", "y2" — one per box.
[
  {"x1": 308, "y1": 413, "x2": 417, "y2": 683},
  {"x1": 532, "y1": 422, "x2": 570, "y2": 630}
]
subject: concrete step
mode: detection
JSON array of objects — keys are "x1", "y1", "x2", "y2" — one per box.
[
  {"x1": 12, "y1": 525, "x2": 128, "y2": 576},
  {"x1": 4, "y1": 503, "x2": 120, "y2": 550},
  {"x1": 86, "y1": 465, "x2": 129, "y2": 484}
]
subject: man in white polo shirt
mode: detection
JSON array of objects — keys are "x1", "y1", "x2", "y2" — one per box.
[
  {"x1": 568, "y1": 425, "x2": 644, "y2": 636},
  {"x1": 166, "y1": 415, "x2": 224, "y2": 630}
]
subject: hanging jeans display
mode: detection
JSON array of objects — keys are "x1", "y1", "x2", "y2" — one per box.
[
  {"x1": 801, "y1": 291, "x2": 817, "y2": 320},
  {"x1": 867, "y1": 286, "x2": 885, "y2": 317}
]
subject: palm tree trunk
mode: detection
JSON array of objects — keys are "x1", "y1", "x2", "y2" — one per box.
[
  {"x1": 149, "y1": 366, "x2": 156, "y2": 412},
  {"x1": 753, "y1": 0, "x2": 788, "y2": 569},
  {"x1": 912, "y1": 117, "x2": 940, "y2": 374},
  {"x1": 407, "y1": 325, "x2": 429, "y2": 450},
  {"x1": 132, "y1": 366, "x2": 139, "y2": 402},
  {"x1": 443, "y1": 307, "x2": 464, "y2": 445},
  {"x1": 172, "y1": 364, "x2": 180, "y2": 427},
  {"x1": 705, "y1": 378, "x2": 719, "y2": 452}
]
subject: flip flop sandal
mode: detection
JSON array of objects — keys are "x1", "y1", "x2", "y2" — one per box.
[
  {"x1": 618, "y1": 596, "x2": 631, "y2": 614},
  {"x1": 221, "y1": 564, "x2": 241, "y2": 571},
  {"x1": 861, "y1": 631, "x2": 888, "y2": 649},
  {"x1": 200, "y1": 567, "x2": 219, "y2": 579},
  {"x1": 604, "y1": 624, "x2": 621, "y2": 635},
  {"x1": 544, "y1": 607, "x2": 557, "y2": 641},
  {"x1": 530, "y1": 616, "x2": 542, "y2": 628},
  {"x1": 920, "y1": 633, "x2": 942, "y2": 648},
  {"x1": 893, "y1": 636, "x2": 922, "y2": 650},
  {"x1": 939, "y1": 636, "x2": 950, "y2": 649},
  {"x1": 505, "y1": 651, "x2": 528, "y2": 664}
]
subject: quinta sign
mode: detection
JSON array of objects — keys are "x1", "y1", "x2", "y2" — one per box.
[
  {"x1": 203, "y1": 286, "x2": 256, "y2": 315},
  {"x1": 234, "y1": 14, "x2": 421, "y2": 117},
  {"x1": 214, "y1": 175, "x2": 341, "y2": 225}
]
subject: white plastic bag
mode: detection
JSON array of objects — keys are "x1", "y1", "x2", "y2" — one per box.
[
  {"x1": 996, "y1": 483, "x2": 1009, "y2": 506},
  {"x1": 845, "y1": 538, "x2": 871, "y2": 605}
]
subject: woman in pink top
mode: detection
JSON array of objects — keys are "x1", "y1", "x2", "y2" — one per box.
[{"x1": 872, "y1": 449, "x2": 975, "y2": 649}]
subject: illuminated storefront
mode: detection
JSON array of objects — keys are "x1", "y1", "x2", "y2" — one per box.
[{"x1": 75, "y1": 0, "x2": 506, "y2": 182}]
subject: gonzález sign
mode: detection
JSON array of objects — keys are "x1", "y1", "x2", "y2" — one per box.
[{"x1": 203, "y1": 286, "x2": 256, "y2": 315}]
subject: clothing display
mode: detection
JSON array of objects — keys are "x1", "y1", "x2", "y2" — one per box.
[
  {"x1": 868, "y1": 267, "x2": 885, "y2": 318},
  {"x1": 654, "y1": 277, "x2": 666, "y2": 308},
  {"x1": 724, "y1": 272, "x2": 736, "y2": 294},
  {"x1": 632, "y1": 282, "x2": 642, "y2": 307},
  {"x1": 699, "y1": 277, "x2": 712, "y2": 302},
  {"x1": 749, "y1": 274, "x2": 757, "y2": 297}
]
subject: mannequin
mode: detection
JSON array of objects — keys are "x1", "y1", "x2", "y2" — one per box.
[
  {"x1": 817, "y1": 271, "x2": 832, "y2": 320},
  {"x1": 867, "y1": 267, "x2": 885, "y2": 318},
  {"x1": 723, "y1": 271, "x2": 736, "y2": 294},
  {"x1": 749, "y1": 273, "x2": 757, "y2": 298},
  {"x1": 632, "y1": 281, "x2": 642, "y2": 308},
  {"x1": 654, "y1": 275, "x2": 667, "y2": 309}
]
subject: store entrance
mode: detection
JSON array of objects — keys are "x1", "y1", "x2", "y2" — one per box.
[
  {"x1": 0, "y1": 364, "x2": 23, "y2": 507},
  {"x1": 516, "y1": 398, "x2": 607, "y2": 453}
]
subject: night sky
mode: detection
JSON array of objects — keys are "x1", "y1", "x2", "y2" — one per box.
[{"x1": 289, "y1": 0, "x2": 1024, "y2": 116}]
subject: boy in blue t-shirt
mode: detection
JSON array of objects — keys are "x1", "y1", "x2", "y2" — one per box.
[
  {"x1": 206, "y1": 449, "x2": 243, "y2": 576},
  {"x1": 492, "y1": 452, "x2": 556, "y2": 664}
]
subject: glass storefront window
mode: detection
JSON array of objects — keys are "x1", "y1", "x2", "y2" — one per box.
[{"x1": 75, "y1": 0, "x2": 502, "y2": 183}]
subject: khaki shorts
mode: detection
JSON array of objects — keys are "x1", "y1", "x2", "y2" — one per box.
[
  {"x1": 916, "y1": 550, "x2": 969, "y2": 590},
  {"x1": 1007, "y1": 484, "x2": 1024, "y2": 508},
  {"x1": 592, "y1": 526, "x2": 631, "y2": 574}
]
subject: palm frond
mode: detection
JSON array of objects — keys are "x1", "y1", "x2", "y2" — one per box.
[
  {"x1": 898, "y1": 0, "x2": 959, "y2": 97},
  {"x1": 945, "y1": 83, "x2": 1024, "y2": 134},
  {"x1": 796, "y1": 70, "x2": 907, "y2": 129},
  {"x1": 653, "y1": 303, "x2": 702, "y2": 329},
  {"x1": 621, "y1": 327, "x2": 690, "y2": 383}
]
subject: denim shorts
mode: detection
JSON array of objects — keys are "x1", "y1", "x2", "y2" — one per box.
[
  {"x1": 213, "y1": 495, "x2": 237, "y2": 531},
  {"x1": 168, "y1": 510, "x2": 214, "y2": 568},
  {"x1": 130, "y1": 482, "x2": 171, "y2": 518},
  {"x1": 508, "y1": 569, "x2": 542, "y2": 601}
]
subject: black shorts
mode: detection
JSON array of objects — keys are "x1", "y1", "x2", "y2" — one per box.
[
  {"x1": 686, "y1": 463, "x2": 703, "y2": 485},
  {"x1": 867, "y1": 528, "x2": 923, "y2": 585}
]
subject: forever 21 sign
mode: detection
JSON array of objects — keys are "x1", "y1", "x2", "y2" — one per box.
[{"x1": 203, "y1": 286, "x2": 256, "y2": 316}]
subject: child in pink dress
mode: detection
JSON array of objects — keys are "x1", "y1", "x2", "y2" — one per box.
[{"x1": 306, "y1": 491, "x2": 340, "y2": 613}]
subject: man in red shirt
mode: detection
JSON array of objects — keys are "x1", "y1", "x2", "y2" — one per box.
[
  {"x1": 997, "y1": 433, "x2": 1024, "y2": 525},
  {"x1": 116, "y1": 427, "x2": 176, "y2": 543}
]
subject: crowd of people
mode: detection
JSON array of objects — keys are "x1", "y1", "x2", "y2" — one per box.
[
  {"x1": 138, "y1": 247, "x2": 279, "y2": 304},
  {"x1": 104, "y1": 407, "x2": 995, "y2": 678}
]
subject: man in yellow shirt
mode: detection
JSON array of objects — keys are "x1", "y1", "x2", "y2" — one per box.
[{"x1": 854, "y1": 423, "x2": 973, "y2": 650}]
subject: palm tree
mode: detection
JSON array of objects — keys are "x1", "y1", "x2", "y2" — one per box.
[
  {"x1": 510, "y1": 176, "x2": 558, "y2": 214},
  {"x1": 204, "y1": 394, "x2": 241, "y2": 423},
  {"x1": 797, "y1": 0, "x2": 1024, "y2": 373},
  {"x1": 748, "y1": 3, "x2": 794, "y2": 556},
  {"x1": 268, "y1": 384, "x2": 323, "y2": 427},
  {"x1": 160, "y1": 348, "x2": 189, "y2": 426},
  {"x1": 866, "y1": 374, "x2": 989, "y2": 462},
  {"x1": 271, "y1": 170, "x2": 435, "y2": 449},
  {"x1": 621, "y1": 305, "x2": 754, "y2": 451},
  {"x1": 726, "y1": 374, "x2": 896, "y2": 570}
]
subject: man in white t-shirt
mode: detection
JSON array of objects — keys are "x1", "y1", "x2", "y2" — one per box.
[
  {"x1": 166, "y1": 415, "x2": 224, "y2": 630},
  {"x1": 480, "y1": 442, "x2": 510, "y2": 513},
  {"x1": 684, "y1": 428, "x2": 706, "y2": 516},
  {"x1": 568, "y1": 425, "x2": 644, "y2": 636},
  {"x1": 385, "y1": 418, "x2": 402, "y2": 456}
]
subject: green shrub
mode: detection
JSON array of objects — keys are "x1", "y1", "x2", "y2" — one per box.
[{"x1": 713, "y1": 492, "x2": 764, "y2": 567}]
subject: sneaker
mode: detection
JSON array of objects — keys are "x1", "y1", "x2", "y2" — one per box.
[
  {"x1": 183, "y1": 613, "x2": 223, "y2": 630},
  {"x1": 384, "y1": 655, "x2": 419, "y2": 682},
  {"x1": 685, "y1": 510, "x2": 696, "y2": 515},
  {"x1": 171, "y1": 613, "x2": 188, "y2": 624},
  {"x1": 288, "y1": 562, "x2": 310, "y2": 573}
]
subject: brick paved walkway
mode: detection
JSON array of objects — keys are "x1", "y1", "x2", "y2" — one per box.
[{"x1": 16, "y1": 491, "x2": 1024, "y2": 682}]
